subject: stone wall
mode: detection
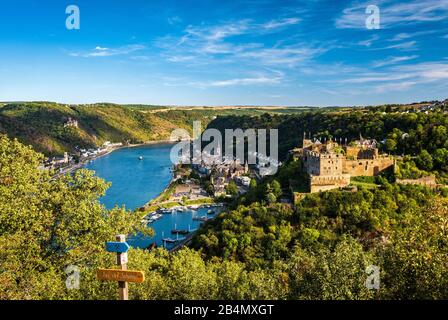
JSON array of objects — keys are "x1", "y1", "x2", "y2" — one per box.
[
  {"x1": 296, "y1": 138, "x2": 395, "y2": 194},
  {"x1": 396, "y1": 176, "x2": 437, "y2": 188},
  {"x1": 319, "y1": 154, "x2": 343, "y2": 176},
  {"x1": 303, "y1": 151, "x2": 321, "y2": 175},
  {"x1": 345, "y1": 146, "x2": 378, "y2": 159},
  {"x1": 303, "y1": 151, "x2": 344, "y2": 176},
  {"x1": 310, "y1": 174, "x2": 351, "y2": 193},
  {"x1": 343, "y1": 157, "x2": 394, "y2": 176}
]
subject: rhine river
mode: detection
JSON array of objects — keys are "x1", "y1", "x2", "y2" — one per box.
[{"x1": 84, "y1": 143, "x2": 219, "y2": 249}]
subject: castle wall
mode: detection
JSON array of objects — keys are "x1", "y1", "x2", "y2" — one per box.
[
  {"x1": 303, "y1": 151, "x2": 321, "y2": 175},
  {"x1": 297, "y1": 135, "x2": 394, "y2": 194},
  {"x1": 345, "y1": 147, "x2": 359, "y2": 159},
  {"x1": 319, "y1": 154, "x2": 343, "y2": 176},
  {"x1": 396, "y1": 176, "x2": 437, "y2": 188},
  {"x1": 345, "y1": 146, "x2": 378, "y2": 159},
  {"x1": 343, "y1": 157, "x2": 394, "y2": 176},
  {"x1": 309, "y1": 174, "x2": 351, "y2": 193}
]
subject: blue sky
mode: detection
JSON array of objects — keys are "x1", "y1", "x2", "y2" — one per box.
[{"x1": 0, "y1": 0, "x2": 447, "y2": 106}]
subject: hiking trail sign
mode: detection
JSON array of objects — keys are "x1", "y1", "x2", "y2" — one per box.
[
  {"x1": 105, "y1": 241, "x2": 130, "y2": 253},
  {"x1": 97, "y1": 269, "x2": 145, "y2": 283},
  {"x1": 97, "y1": 235, "x2": 145, "y2": 300}
]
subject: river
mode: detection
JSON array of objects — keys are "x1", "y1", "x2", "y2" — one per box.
[{"x1": 84, "y1": 143, "x2": 220, "y2": 249}]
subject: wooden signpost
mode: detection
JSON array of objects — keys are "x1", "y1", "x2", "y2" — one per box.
[
  {"x1": 97, "y1": 269, "x2": 145, "y2": 283},
  {"x1": 97, "y1": 234, "x2": 145, "y2": 300}
]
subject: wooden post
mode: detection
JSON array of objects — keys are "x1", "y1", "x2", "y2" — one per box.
[{"x1": 116, "y1": 234, "x2": 129, "y2": 300}]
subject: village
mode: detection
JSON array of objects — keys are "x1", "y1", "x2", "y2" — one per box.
[
  {"x1": 42, "y1": 118, "x2": 124, "y2": 174},
  {"x1": 131, "y1": 131, "x2": 399, "y2": 216}
]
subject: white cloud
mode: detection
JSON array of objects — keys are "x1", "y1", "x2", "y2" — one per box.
[
  {"x1": 69, "y1": 45, "x2": 146, "y2": 58},
  {"x1": 372, "y1": 55, "x2": 419, "y2": 68},
  {"x1": 336, "y1": 61, "x2": 448, "y2": 93},
  {"x1": 371, "y1": 40, "x2": 418, "y2": 51},
  {"x1": 163, "y1": 70, "x2": 284, "y2": 89},
  {"x1": 236, "y1": 46, "x2": 326, "y2": 66},
  {"x1": 384, "y1": 41, "x2": 418, "y2": 51},
  {"x1": 341, "y1": 73, "x2": 412, "y2": 84},
  {"x1": 167, "y1": 16, "x2": 182, "y2": 25},
  {"x1": 152, "y1": 16, "x2": 330, "y2": 83},
  {"x1": 177, "y1": 17, "x2": 301, "y2": 47},
  {"x1": 181, "y1": 20, "x2": 252, "y2": 43},
  {"x1": 166, "y1": 55, "x2": 196, "y2": 62},
  {"x1": 388, "y1": 29, "x2": 443, "y2": 41},
  {"x1": 374, "y1": 81, "x2": 417, "y2": 93},
  {"x1": 261, "y1": 18, "x2": 301, "y2": 30},
  {"x1": 336, "y1": 0, "x2": 448, "y2": 29},
  {"x1": 94, "y1": 46, "x2": 109, "y2": 51},
  {"x1": 158, "y1": 18, "x2": 325, "y2": 70},
  {"x1": 358, "y1": 34, "x2": 380, "y2": 47},
  {"x1": 207, "y1": 76, "x2": 282, "y2": 87}
]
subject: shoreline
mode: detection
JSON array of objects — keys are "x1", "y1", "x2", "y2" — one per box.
[
  {"x1": 55, "y1": 140, "x2": 224, "y2": 251},
  {"x1": 54, "y1": 139, "x2": 178, "y2": 178}
]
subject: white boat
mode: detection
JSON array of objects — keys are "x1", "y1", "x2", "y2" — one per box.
[{"x1": 139, "y1": 156, "x2": 143, "y2": 160}]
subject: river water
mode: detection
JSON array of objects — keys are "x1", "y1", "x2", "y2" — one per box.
[{"x1": 84, "y1": 143, "x2": 219, "y2": 249}]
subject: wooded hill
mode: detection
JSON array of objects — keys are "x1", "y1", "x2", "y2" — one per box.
[
  {"x1": 0, "y1": 102, "x2": 316, "y2": 156},
  {"x1": 206, "y1": 104, "x2": 448, "y2": 182}
]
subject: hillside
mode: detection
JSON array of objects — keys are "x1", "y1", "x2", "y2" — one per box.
[
  {"x1": 1, "y1": 100, "x2": 446, "y2": 158},
  {"x1": 206, "y1": 104, "x2": 448, "y2": 181},
  {"x1": 0, "y1": 102, "x2": 317, "y2": 156}
]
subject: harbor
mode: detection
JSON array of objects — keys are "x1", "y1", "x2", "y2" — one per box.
[{"x1": 128, "y1": 203, "x2": 225, "y2": 250}]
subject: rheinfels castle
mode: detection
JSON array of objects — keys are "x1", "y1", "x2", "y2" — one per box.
[{"x1": 293, "y1": 133, "x2": 395, "y2": 193}]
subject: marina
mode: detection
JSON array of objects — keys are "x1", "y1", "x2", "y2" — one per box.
[{"x1": 130, "y1": 204, "x2": 223, "y2": 250}]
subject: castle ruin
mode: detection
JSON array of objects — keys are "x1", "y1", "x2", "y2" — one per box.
[{"x1": 293, "y1": 133, "x2": 395, "y2": 193}]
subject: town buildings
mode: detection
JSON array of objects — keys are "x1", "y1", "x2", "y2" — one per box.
[{"x1": 191, "y1": 153, "x2": 251, "y2": 196}]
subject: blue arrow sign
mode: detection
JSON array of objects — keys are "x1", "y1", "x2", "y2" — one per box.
[{"x1": 106, "y1": 241, "x2": 130, "y2": 253}]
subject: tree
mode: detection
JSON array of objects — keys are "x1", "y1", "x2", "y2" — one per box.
[
  {"x1": 249, "y1": 179, "x2": 257, "y2": 190},
  {"x1": 378, "y1": 198, "x2": 448, "y2": 299},
  {"x1": 226, "y1": 180, "x2": 239, "y2": 196},
  {"x1": 271, "y1": 180, "x2": 282, "y2": 198},
  {"x1": 0, "y1": 135, "x2": 148, "y2": 299},
  {"x1": 385, "y1": 138, "x2": 397, "y2": 153},
  {"x1": 204, "y1": 181, "x2": 214, "y2": 195},
  {"x1": 415, "y1": 149, "x2": 433, "y2": 171},
  {"x1": 433, "y1": 148, "x2": 448, "y2": 170},
  {"x1": 288, "y1": 238, "x2": 375, "y2": 300},
  {"x1": 266, "y1": 193, "x2": 277, "y2": 204}
]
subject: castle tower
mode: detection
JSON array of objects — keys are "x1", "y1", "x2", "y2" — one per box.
[{"x1": 302, "y1": 131, "x2": 313, "y2": 148}]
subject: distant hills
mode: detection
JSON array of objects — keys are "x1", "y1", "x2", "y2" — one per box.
[
  {"x1": 0, "y1": 102, "x2": 311, "y2": 156},
  {"x1": 0, "y1": 100, "x2": 446, "y2": 157}
]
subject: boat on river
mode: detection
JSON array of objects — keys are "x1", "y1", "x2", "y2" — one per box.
[{"x1": 193, "y1": 216, "x2": 209, "y2": 222}]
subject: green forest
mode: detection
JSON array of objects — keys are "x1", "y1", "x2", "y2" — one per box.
[
  {"x1": 207, "y1": 104, "x2": 448, "y2": 183},
  {"x1": 0, "y1": 102, "x2": 310, "y2": 156}
]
